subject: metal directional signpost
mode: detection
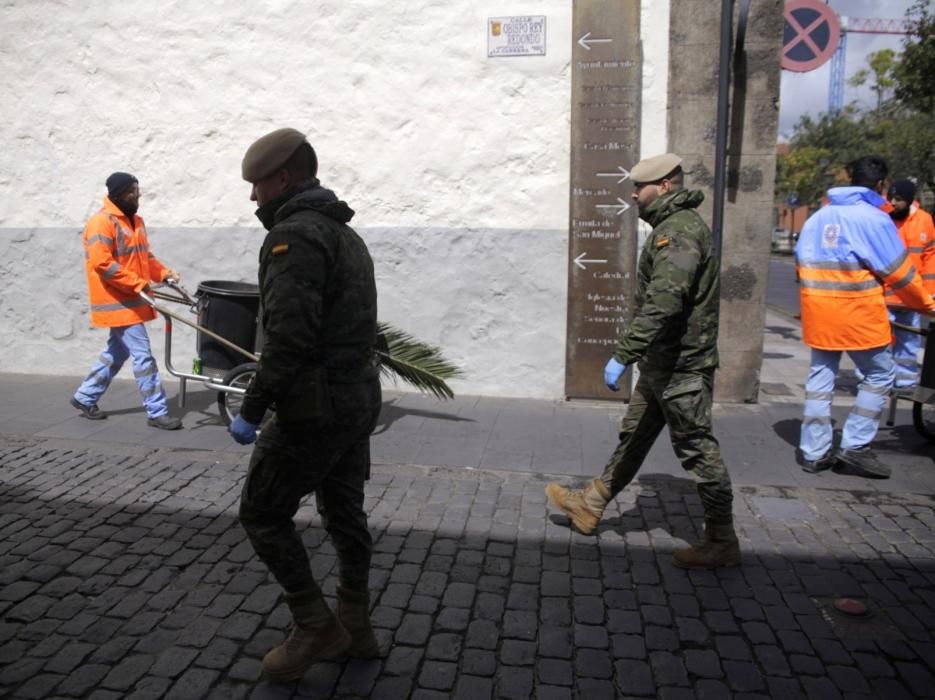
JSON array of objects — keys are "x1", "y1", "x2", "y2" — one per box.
[{"x1": 566, "y1": 0, "x2": 641, "y2": 400}]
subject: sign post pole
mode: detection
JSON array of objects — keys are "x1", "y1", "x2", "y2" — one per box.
[{"x1": 565, "y1": 0, "x2": 641, "y2": 400}]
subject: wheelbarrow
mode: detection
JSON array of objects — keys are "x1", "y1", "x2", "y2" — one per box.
[
  {"x1": 139, "y1": 282, "x2": 265, "y2": 427},
  {"x1": 884, "y1": 319, "x2": 935, "y2": 442}
]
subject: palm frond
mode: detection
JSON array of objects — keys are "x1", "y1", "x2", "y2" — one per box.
[{"x1": 376, "y1": 322, "x2": 464, "y2": 400}]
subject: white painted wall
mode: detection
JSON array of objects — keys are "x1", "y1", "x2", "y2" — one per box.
[{"x1": 0, "y1": 1, "x2": 669, "y2": 399}]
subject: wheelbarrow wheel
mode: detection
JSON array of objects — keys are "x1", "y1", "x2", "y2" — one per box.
[
  {"x1": 913, "y1": 401, "x2": 935, "y2": 443},
  {"x1": 217, "y1": 362, "x2": 274, "y2": 428}
]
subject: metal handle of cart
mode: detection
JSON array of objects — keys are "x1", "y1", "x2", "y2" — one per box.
[{"x1": 140, "y1": 283, "x2": 259, "y2": 408}]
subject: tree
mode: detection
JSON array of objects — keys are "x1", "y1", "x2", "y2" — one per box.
[
  {"x1": 895, "y1": 0, "x2": 935, "y2": 113},
  {"x1": 848, "y1": 49, "x2": 898, "y2": 111},
  {"x1": 776, "y1": 145, "x2": 835, "y2": 210},
  {"x1": 776, "y1": 112, "x2": 869, "y2": 210}
]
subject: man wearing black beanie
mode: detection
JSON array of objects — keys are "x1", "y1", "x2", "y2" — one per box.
[
  {"x1": 885, "y1": 178, "x2": 935, "y2": 388},
  {"x1": 72, "y1": 172, "x2": 183, "y2": 430}
]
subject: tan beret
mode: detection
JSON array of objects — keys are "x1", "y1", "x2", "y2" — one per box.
[
  {"x1": 242, "y1": 127, "x2": 308, "y2": 182},
  {"x1": 630, "y1": 153, "x2": 682, "y2": 184}
]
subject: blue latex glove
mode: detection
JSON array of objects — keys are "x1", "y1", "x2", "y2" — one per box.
[
  {"x1": 604, "y1": 357, "x2": 627, "y2": 391},
  {"x1": 229, "y1": 414, "x2": 259, "y2": 445}
]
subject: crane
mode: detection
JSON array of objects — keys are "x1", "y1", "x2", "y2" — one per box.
[{"x1": 828, "y1": 16, "x2": 909, "y2": 113}]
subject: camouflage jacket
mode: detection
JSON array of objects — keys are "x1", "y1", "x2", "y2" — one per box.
[
  {"x1": 613, "y1": 189, "x2": 720, "y2": 371},
  {"x1": 240, "y1": 181, "x2": 379, "y2": 425}
]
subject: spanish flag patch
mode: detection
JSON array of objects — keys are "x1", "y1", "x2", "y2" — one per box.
[
  {"x1": 271, "y1": 243, "x2": 289, "y2": 256},
  {"x1": 656, "y1": 237, "x2": 670, "y2": 248}
]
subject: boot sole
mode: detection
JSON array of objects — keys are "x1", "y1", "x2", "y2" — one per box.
[
  {"x1": 70, "y1": 399, "x2": 107, "y2": 420},
  {"x1": 262, "y1": 629, "x2": 352, "y2": 682},
  {"x1": 544, "y1": 484, "x2": 599, "y2": 535}
]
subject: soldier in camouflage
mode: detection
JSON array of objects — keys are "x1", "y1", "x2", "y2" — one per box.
[
  {"x1": 230, "y1": 128, "x2": 383, "y2": 680},
  {"x1": 546, "y1": 153, "x2": 740, "y2": 570}
]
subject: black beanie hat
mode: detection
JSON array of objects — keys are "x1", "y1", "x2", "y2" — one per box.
[
  {"x1": 106, "y1": 172, "x2": 138, "y2": 198},
  {"x1": 888, "y1": 179, "x2": 916, "y2": 202}
]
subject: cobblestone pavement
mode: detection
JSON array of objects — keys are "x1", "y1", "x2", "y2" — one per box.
[{"x1": 2, "y1": 435, "x2": 935, "y2": 699}]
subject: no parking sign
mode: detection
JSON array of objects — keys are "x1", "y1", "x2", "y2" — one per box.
[{"x1": 782, "y1": 0, "x2": 841, "y2": 72}]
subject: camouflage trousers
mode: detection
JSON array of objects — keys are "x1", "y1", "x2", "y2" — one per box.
[
  {"x1": 599, "y1": 366, "x2": 734, "y2": 521},
  {"x1": 239, "y1": 378, "x2": 382, "y2": 595}
]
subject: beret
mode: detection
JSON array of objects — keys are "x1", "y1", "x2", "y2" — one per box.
[
  {"x1": 242, "y1": 128, "x2": 308, "y2": 182},
  {"x1": 630, "y1": 153, "x2": 682, "y2": 184}
]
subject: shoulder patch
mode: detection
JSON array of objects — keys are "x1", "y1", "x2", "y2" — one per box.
[
  {"x1": 656, "y1": 236, "x2": 670, "y2": 249},
  {"x1": 271, "y1": 243, "x2": 289, "y2": 256}
]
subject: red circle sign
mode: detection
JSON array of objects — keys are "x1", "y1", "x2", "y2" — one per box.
[{"x1": 782, "y1": 0, "x2": 841, "y2": 72}]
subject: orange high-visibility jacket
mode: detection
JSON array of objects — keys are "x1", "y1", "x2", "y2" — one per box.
[
  {"x1": 795, "y1": 187, "x2": 935, "y2": 350},
  {"x1": 82, "y1": 197, "x2": 169, "y2": 328},
  {"x1": 885, "y1": 202, "x2": 935, "y2": 304}
]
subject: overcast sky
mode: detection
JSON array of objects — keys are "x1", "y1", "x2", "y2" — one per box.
[{"x1": 778, "y1": 0, "x2": 914, "y2": 140}]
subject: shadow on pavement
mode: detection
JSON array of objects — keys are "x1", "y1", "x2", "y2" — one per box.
[
  {"x1": 373, "y1": 398, "x2": 476, "y2": 436},
  {"x1": 1, "y1": 439, "x2": 933, "y2": 699}
]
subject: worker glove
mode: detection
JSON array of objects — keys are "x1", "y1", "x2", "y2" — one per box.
[
  {"x1": 604, "y1": 357, "x2": 627, "y2": 391},
  {"x1": 229, "y1": 415, "x2": 259, "y2": 445},
  {"x1": 165, "y1": 269, "x2": 181, "y2": 284}
]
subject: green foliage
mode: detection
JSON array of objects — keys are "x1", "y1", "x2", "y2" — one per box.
[
  {"x1": 848, "y1": 49, "x2": 898, "y2": 110},
  {"x1": 376, "y1": 322, "x2": 463, "y2": 400},
  {"x1": 779, "y1": 12, "x2": 935, "y2": 207},
  {"x1": 895, "y1": 0, "x2": 935, "y2": 113},
  {"x1": 776, "y1": 145, "x2": 835, "y2": 208}
]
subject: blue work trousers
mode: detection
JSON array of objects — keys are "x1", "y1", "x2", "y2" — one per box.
[
  {"x1": 800, "y1": 346, "x2": 895, "y2": 461},
  {"x1": 890, "y1": 309, "x2": 921, "y2": 388},
  {"x1": 74, "y1": 323, "x2": 169, "y2": 418}
]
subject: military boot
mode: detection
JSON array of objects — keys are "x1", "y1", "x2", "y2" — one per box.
[
  {"x1": 672, "y1": 518, "x2": 741, "y2": 569},
  {"x1": 262, "y1": 589, "x2": 351, "y2": 681},
  {"x1": 544, "y1": 479, "x2": 611, "y2": 535},
  {"x1": 337, "y1": 585, "x2": 381, "y2": 658}
]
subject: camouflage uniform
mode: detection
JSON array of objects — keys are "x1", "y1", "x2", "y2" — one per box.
[
  {"x1": 601, "y1": 189, "x2": 733, "y2": 520},
  {"x1": 238, "y1": 180, "x2": 381, "y2": 596}
]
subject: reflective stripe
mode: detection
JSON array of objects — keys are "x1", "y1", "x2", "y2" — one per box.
[
  {"x1": 805, "y1": 391, "x2": 833, "y2": 401},
  {"x1": 895, "y1": 357, "x2": 918, "y2": 366},
  {"x1": 86, "y1": 234, "x2": 114, "y2": 247},
  {"x1": 799, "y1": 279, "x2": 879, "y2": 292},
  {"x1": 91, "y1": 298, "x2": 149, "y2": 312},
  {"x1": 116, "y1": 244, "x2": 147, "y2": 257},
  {"x1": 102, "y1": 262, "x2": 121, "y2": 279},
  {"x1": 851, "y1": 405, "x2": 881, "y2": 420},
  {"x1": 923, "y1": 273, "x2": 935, "y2": 280},
  {"x1": 134, "y1": 365, "x2": 158, "y2": 379},
  {"x1": 908, "y1": 246, "x2": 925, "y2": 254},
  {"x1": 803, "y1": 415, "x2": 832, "y2": 426},
  {"x1": 889, "y1": 265, "x2": 917, "y2": 291},
  {"x1": 879, "y1": 250, "x2": 908, "y2": 278},
  {"x1": 861, "y1": 383, "x2": 890, "y2": 396},
  {"x1": 140, "y1": 383, "x2": 163, "y2": 399},
  {"x1": 797, "y1": 260, "x2": 863, "y2": 271}
]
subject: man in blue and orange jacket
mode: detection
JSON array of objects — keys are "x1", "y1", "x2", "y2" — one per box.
[{"x1": 795, "y1": 156, "x2": 935, "y2": 479}]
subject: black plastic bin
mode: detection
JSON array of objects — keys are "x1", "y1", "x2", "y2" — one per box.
[{"x1": 196, "y1": 280, "x2": 262, "y2": 375}]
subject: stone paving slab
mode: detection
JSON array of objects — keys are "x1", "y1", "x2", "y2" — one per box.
[{"x1": 2, "y1": 435, "x2": 935, "y2": 699}]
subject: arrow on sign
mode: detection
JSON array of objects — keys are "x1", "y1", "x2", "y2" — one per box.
[
  {"x1": 578, "y1": 32, "x2": 612, "y2": 50},
  {"x1": 574, "y1": 252, "x2": 608, "y2": 270},
  {"x1": 596, "y1": 166, "x2": 631, "y2": 183},
  {"x1": 595, "y1": 198, "x2": 631, "y2": 216}
]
